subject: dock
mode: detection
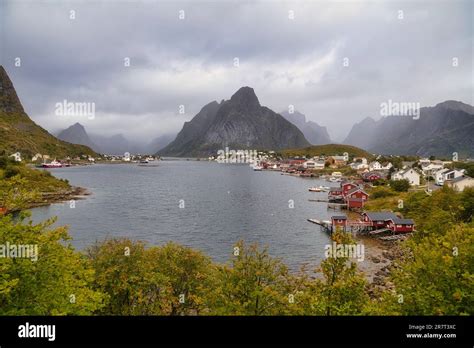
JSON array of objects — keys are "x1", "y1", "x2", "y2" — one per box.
[{"x1": 307, "y1": 218, "x2": 332, "y2": 233}]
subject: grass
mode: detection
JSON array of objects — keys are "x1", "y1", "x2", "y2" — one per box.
[{"x1": 280, "y1": 144, "x2": 373, "y2": 160}]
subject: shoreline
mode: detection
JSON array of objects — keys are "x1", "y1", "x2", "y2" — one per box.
[{"x1": 26, "y1": 186, "x2": 92, "y2": 210}]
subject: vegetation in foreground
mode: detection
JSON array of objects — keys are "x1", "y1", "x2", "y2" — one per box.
[
  {"x1": 0, "y1": 156, "x2": 71, "y2": 212},
  {"x1": 0, "y1": 183, "x2": 472, "y2": 316}
]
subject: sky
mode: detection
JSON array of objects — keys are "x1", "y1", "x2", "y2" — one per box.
[{"x1": 1, "y1": 0, "x2": 472, "y2": 143}]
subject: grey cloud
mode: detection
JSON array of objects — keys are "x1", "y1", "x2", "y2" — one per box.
[{"x1": 1, "y1": 0, "x2": 472, "y2": 143}]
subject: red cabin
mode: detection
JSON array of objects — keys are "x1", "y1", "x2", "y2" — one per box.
[
  {"x1": 341, "y1": 182, "x2": 358, "y2": 196},
  {"x1": 388, "y1": 218, "x2": 415, "y2": 233},
  {"x1": 331, "y1": 215, "x2": 347, "y2": 231},
  {"x1": 346, "y1": 197, "x2": 364, "y2": 209},
  {"x1": 345, "y1": 187, "x2": 369, "y2": 201},
  {"x1": 328, "y1": 187, "x2": 343, "y2": 201},
  {"x1": 362, "y1": 212, "x2": 398, "y2": 230}
]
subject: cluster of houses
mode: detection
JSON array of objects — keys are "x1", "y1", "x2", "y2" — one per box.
[
  {"x1": 330, "y1": 211, "x2": 415, "y2": 234},
  {"x1": 328, "y1": 181, "x2": 369, "y2": 210}
]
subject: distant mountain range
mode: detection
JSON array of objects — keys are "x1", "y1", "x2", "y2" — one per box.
[
  {"x1": 0, "y1": 66, "x2": 96, "y2": 158},
  {"x1": 343, "y1": 100, "x2": 474, "y2": 158},
  {"x1": 159, "y1": 87, "x2": 310, "y2": 157},
  {"x1": 280, "y1": 110, "x2": 331, "y2": 145},
  {"x1": 57, "y1": 123, "x2": 175, "y2": 155}
]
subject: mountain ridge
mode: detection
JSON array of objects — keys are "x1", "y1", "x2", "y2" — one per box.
[{"x1": 159, "y1": 87, "x2": 310, "y2": 157}]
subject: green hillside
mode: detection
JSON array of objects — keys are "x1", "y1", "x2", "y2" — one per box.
[
  {"x1": 280, "y1": 144, "x2": 373, "y2": 160},
  {"x1": 0, "y1": 66, "x2": 97, "y2": 159}
]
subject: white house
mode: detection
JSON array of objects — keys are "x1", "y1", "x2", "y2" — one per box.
[
  {"x1": 435, "y1": 168, "x2": 465, "y2": 186},
  {"x1": 350, "y1": 157, "x2": 369, "y2": 170},
  {"x1": 304, "y1": 159, "x2": 325, "y2": 170},
  {"x1": 392, "y1": 168, "x2": 420, "y2": 186},
  {"x1": 368, "y1": 161, "x2": 382, "y2": 171},
  {"x1": 9, "y1": 152, "x2": 21, "y2": 162},
  {"x1": 422, "y1": 162, "x2": 444, "y2": 175},
  {"x1": 446, "y1": 176, "x2": 474, "y2": 191},
  {"x1": 369, "y1": 161, "x2": 392, "y2": 171},
  {"x1": 32, "y1": 153, "x2": 43, "y2": 161}
]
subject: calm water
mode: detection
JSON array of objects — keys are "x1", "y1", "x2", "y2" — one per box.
[{"x1": 30, "y1": 161, "x2": 333, "y2": 269}]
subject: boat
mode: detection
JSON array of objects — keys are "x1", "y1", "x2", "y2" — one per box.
[
  {"x1": 139, "y1": 160, "x2": 149, "y2": 164},
  {"x1": 253, "y1": 165, "x2": 263, "y2": 171},
  {"x1": 308, "y1": 187, "x2": 322, "y2": 192},
  {"x1": 42, "y1": 160, "x2": 63, "y2": 168}
]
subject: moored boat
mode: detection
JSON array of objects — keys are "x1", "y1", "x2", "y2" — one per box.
[{"x1": 42, "y1": 160, "x2": 63, "y2": 168}]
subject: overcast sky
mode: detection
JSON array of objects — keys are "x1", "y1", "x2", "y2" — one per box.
[{"x1": 1, "y1": 0, "x2": 472, "y2": 142}]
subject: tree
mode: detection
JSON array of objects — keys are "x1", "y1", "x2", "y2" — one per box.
[
  {"x1": 390, "y1": 179, "x2": 410, "y2": 192},
  {"x1": 149, "y1": 242, "x2": 215, "y2": 315},
  {"x1": 209, "y1": 241, "x2": 299, "y2": 315},
  {"x1": 0, "y1": 213, "x2": 106, "y2": 315},
  {"x1": 302, "y1": 230, "x2": 369, "y2": 315},
  {"x1": 382, "y1": 224, "x2": 474, "y2": 315},
  {"x1": 87, "y1": 238, "x2": 172, "y2": 315}
]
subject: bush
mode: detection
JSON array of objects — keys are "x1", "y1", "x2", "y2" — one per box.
[
  {"x1": 371, "y1": 186, "x2": 396, "y2": 199},
  {"x1": 390, "y1": 179, "x2": 410, "y2": 192},
  {"x1": 4, "y1": 166, "x2": 20, "y2": 179}
]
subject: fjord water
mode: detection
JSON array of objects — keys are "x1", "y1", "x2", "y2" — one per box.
[{"x1": 30, "y1": 161, "x2": 332, "y2": 269}]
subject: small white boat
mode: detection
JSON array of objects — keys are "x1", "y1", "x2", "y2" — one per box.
[
  {"x1": 253, "y1": 165, "x2": 263, "y2": 171},
  {"x1": 308, "y1": 187, "x2": 322, "y2": 192}
]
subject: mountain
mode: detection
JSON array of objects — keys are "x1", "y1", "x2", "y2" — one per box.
[
  {"x1": 343, "y1": 117, "x2": 377, "y2": 150},
  {"x1": 89, "y1": 134, "x2": 131, "y2": 155},
  {"x1": 159, "y1": 87, "x2": 310, "y2": 157},
  {"x1": 57, "y1": 123, "x2": 97, "y2": 150},
  {"x1": 280, "y1": 110, "x2": 331, "y2": 145},
  {"x1": 148, "y1": 133, "x2": 176, "y2": 153},
  {"x1": 343, "y1": 100, "x2": 474, "y2": 158},
  {"x1": 0, "y1": 65, "x2": 96, "y2": 158}
]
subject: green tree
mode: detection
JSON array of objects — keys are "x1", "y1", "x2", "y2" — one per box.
[
  {"x1": 209, "y1": 241, "x2": 299, "y2": 315},
  {"x1": 87, "y1": 238, "x2": 172, "y2": 315},
  {"x1": 381, "y1": 224, "x2": 474, "y2": 315},
  {"x1": 0, "y1": 214, "x2": 106, "y2": 315},
  {"x1": 302, "y1": 230, "x2": 368, "y2": 315},
  {"x1": 149, "y1": 242, "x2": 215, "y2": 315},
  {"x1": 389, "y1": 179, "x2": 410, "y2": 192}
]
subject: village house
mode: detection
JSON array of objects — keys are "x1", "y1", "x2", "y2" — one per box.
[
  {"x1": 345, "y1": 187, "x2": 369, "y2": 202},
  {"x1": 368, "y1": 161, "x2": 382, "y2": 171},
  {"x1": 328, "y1": 187, "x2": 343, "y2": 201},
  {"x1": 445, "y1": 175, "x2": 474, "y2": 191},
  {"x1": 349, "y1": 157, "x2": 369, "y2": 170},
  {"x1": 362, "y1": 212, "x2": 399, "y2": 230},
  {"x1": 392, "y1": 168, "x2": 420, "y2": 186},
  {"x1": 303, "y1": 159, "x2": 325, "y2": 170},
  {"x1": 341, "y1": 182, "x2": 359, "y2": 195},
  {"x1": 329, "y1": 155, "x2": 348, "y2": 167},
  {"x1": 345, "y1": 197, "x2": 364, "y2": 210},
  {"x1": 387, "y1": 218, "x2": 415, "y2": 233},
  {"x1": 435, "y1": 168, "x2": 465, "y2": 186},
  {"x1": 9, "y1": 152, "x2": 21, "y2": 162},
  {"x1": 421, "y1": 159, "x2": 445, "y2": 175},
  {"x1": 331, "y1": 215, "x2": 347, "y2": 232},
  {"x1": 362, "y1": 171, "x2": 383, "y2": 182},
  {"x1": 368, "y1": 161, "x2": 392, "y2": 171}
]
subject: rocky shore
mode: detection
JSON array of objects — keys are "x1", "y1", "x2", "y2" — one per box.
[{"x1": 28, "y1": 186, "x2": 91, "y2": 209}]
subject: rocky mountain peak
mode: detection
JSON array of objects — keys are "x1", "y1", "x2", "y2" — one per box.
[
  {"x1": 0, "y1": 65, "x2": 25, "y2": 114},
  {"x1": 229, "y1": 86, "x2": 260, "y2": 109}
]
